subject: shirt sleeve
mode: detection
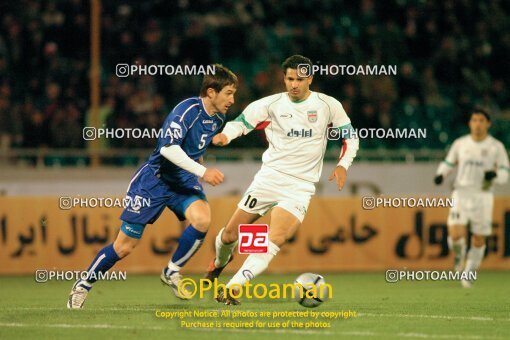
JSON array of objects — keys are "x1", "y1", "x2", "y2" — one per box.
[
  {"x1": 436, "y1": 140, "x2": 459, "y2": 176},
  {"x1": 160, "y1": 145, "x2": 207, "y2": 177},
  {"x1": 162, "y1": 102, "x2": 200, "y2": 147},
  {"x1": 495, "y1": 142, "x2": 510, "y2": 184},
  {"x1": 221, "y1": 97, "x2": 272, "y2": 143},
  {"x1": 328, "y1": 97, "x2": 352, "y2": 129},
  {"x1": 325, "y1": 96, "x2": 359, "y2": 170}
]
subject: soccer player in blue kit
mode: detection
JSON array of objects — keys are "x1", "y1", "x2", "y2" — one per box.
[{"x1": 67, "y1": 65, "x2": 238, "y2": 309}]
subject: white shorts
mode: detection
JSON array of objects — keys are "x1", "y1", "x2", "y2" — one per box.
[
  {"x1": 237, "y1": 166, "x2": 316, "y2": 223},
  {"x1": 447, "y1": 190, "x2": 494, "y2": 236}
]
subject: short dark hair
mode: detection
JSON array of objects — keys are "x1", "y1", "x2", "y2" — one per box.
[
  {"x1": 470, "y1": 107, "x2": 491, "y2": 122},
  {"x1": 200, "y1": 64, "x2": 238, "y2": 97},
  {"x1": 281, "y1": 55, "x2": 313, "y2": 74}
]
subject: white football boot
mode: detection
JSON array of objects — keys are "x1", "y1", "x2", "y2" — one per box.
[
  {"x1": 67, "y1": 280, "x2": 91, "y2": 309},
  {"x1": 160, "y1": 270, "x2": 193, "y2": 300}
]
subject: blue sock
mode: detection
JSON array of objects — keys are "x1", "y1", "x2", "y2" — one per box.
[
  {"x1": 79, "y1": 243, "x2": 120, "y2": 290},
  {"x1": 165, "y1": 225, "x2": 206, "y2": 276}
]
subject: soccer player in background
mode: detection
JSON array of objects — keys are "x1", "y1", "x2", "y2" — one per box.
[
  {"x1": 67, "y1": 65, "x2": 238, "y2": 308},
  {"x1": 206, "y1": 55, "x2": 359, "y2": 304},
  {"x1": 434, "y1": 109, "x2": 509, "y2": 288}
]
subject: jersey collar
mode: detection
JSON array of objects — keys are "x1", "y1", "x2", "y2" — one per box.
[
  {"x1": 469, "y1": 134, "x2": 490, "y2": 143},
  {"x1": 199, "y1": 97, "x2": 213, "y2": 116},
  {"x1": 287, "y1": 91, "x2": 313, "y2": 104},
  {"x1": 199, "y1": 97, "x2": 224, "y2": 123}
]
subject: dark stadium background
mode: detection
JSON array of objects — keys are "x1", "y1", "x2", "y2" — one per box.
[{"x1": 0, "y1": 0, "x2": 509, "y2": 162}]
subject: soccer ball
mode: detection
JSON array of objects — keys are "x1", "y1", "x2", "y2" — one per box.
[{"x1": 294, "y1": 273, "x2": 329, "y2": 308}]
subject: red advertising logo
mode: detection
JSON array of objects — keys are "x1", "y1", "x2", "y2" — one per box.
[{"x1": 238, "y1": 224, "x2": 269, "y2": 254}]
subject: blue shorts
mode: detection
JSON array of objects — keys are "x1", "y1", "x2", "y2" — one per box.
[{"x1": 120, "y1": 164, "x2": 206, "y2": 225}]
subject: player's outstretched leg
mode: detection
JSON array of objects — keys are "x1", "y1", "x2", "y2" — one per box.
[
  {"x1": 161, "y1": 200, "x2": 210, "y2": 299},
  {"x1": 218, "y1": 242, "x2": 280, "y2": 305},
  {"x1": 447, "y1": 225, "x2": 467, "y2": 272},
  {"x1": 217, "y1": 207, "x2": 299, "y2": 305},
  {"x1": 205, "y1": 228, "x2": 235, "y2": 282},
  {"x1": 206, "y1": 209, "x2": 258, "y2": 283},
  {"x1": 461, "y1": 234, "x2": 486, "y2": 288},
  {"x1": 67, "y1": 222, "x2": 141, "y2": 309}
]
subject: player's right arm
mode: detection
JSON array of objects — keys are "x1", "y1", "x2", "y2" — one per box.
[
  {"x1": 434, "y1": 139, "x2": 459, "y2": 185},
  {"x1": 159, "y1": 102, "x2": 224, "y2": 186},
  {"x1": 491, "y1": 141, "x2": 510, "y2": 184},
  {"x1": 213, "y1": 97, "x2": 271, "y2": 146},
  {"x1": 160, "y1": 146, "x2": 224, "y2": 186}
]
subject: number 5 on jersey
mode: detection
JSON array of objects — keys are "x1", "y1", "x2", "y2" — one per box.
[{"x1": 198, "y1": 134, "x2": 207, "y2": 149}]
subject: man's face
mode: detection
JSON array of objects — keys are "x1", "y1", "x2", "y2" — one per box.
[
  {"x1": 209, "y1": 85, "x2": 236, "y2": 114},
  {"x1": 469, "y1": 113, "x2": 490, "y2": 136},
  {"x1": 283, "y1": 68, "x2": 312, "y2": 101}
]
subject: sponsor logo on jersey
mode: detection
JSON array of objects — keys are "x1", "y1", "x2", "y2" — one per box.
[
  {"x1": 307, "y1": 110, "x2": 317, "y2": 123},
  {"x1": 279, "y1": 113, "x2": 293, "y2": 118},
  {"x1": 287, "y1": 128, "x2": 313, "y2": 137},
  {"x1": 202, "y1": 119, "x2": 214, "y2": 124},
  {"x1": 465, "y1": 159, "x2": 484, "y2": 167}
]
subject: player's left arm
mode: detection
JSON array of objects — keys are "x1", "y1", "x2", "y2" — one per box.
[
  {"x1": 213, "y1": 97, "x2": 270, "y2": 146},
  {"x1": 492, "y1": 142, "x2": 510, "y2": 184},
  {"x1": 327, "y1": 97, "x2": 359, "y2": 191}
]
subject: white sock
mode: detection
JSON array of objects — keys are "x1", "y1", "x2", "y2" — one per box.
[
  {"x1": 226, "y1": 241, "x2": 280, "y2": 288},
  {"x1": 447, "y1": 237, "x2": 466, "y2": 264},
  {"x1": 464, "y1": 245, "x2": 486, "y2": 274},
  {"x1": 166, "y1": 262, "x2": 181, "y2": 275},
  {"x1": 215, "y1": 228, "x2": 238, "y2": 268}
]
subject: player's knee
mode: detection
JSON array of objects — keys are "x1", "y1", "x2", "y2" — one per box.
[
  {"x1": 448, "y1": 226, "x2": 466, "y2": 240},
  {"x1": 472, "y1": 235, "x2": 486, "y2": 247},
  {"x1": 190, "y1": 214, "x2": 211, "y2": 232},
  {"x1": 449, "y1": 233, "x2": 462, "y2": 241},
  {"x1": 114, "y1": 224, "x2": 141, "y2": 258}
]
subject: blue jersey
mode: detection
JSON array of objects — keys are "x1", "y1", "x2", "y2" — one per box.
[{"x1": 146, "y1": 97, "x2": 224, "y2": 187}]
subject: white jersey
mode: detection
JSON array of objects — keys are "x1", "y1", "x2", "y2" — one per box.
[
  {"x1": 437, "y1": 134, "x2": 509, "y2": 192},
  {"x1": 222, "y1": 91, "x2": 359, "y2": 183}
]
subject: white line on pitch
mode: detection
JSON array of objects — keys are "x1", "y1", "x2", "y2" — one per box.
[
  {"x1": 9, "y1": 306, "x2": 156, "y2": 312},
  {"x1": 0, "y1": 322, "x2": 502, "y2": 339},
  {"x1": 0, "y1": 322, "x2": 163, "y2": 330},
  {"x1": 359, "y1": 313, "x2": 497, "y2": 321},
  {"x1": 189, "y1": 327, "x2": 498, "y2": 339}
]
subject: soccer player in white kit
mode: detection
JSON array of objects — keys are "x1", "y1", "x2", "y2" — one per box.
[
  {"x1": 434, "y1": 109, "x2": 509, "y2": 288},
  {"x1": 205, "y1": 55, "x2": 359, "y2": 304}
]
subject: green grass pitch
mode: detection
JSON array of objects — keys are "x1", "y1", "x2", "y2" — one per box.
[{"x1": 1, "y1": 272, "x2": 509, "y2": 339}]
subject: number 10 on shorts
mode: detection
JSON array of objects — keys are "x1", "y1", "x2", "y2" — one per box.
[{"x1": 238, "y1": 224, "x2": 269, "y2": 254}]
